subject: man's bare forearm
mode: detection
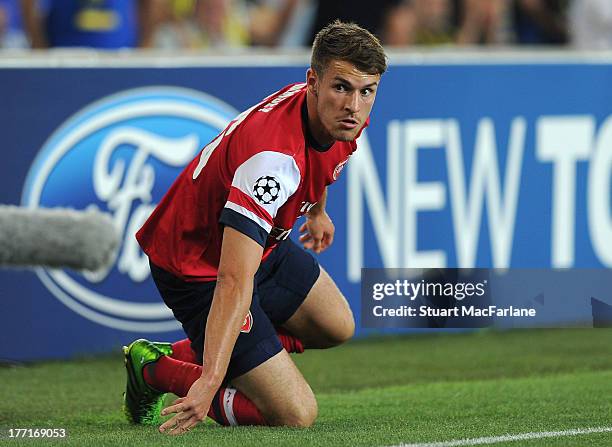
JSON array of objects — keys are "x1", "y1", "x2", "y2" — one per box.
[
  {"x1": 200, "y1": 275, "x2": 253, "y2": 386},
  {"x1": 199, "y1": 226, "x2": 263, "y2": 388},
  {"x1": 307, "y1": 188, "x2": 327, "y2": 216}
]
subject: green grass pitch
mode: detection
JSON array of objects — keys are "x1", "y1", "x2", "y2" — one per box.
[{"x1": 1, "y1": 329, "x2": 611, "y2": 446}]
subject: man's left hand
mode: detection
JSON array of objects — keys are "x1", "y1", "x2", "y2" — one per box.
[{"x1": 298, "y1": 211, "x2": 334, "y2": 253}]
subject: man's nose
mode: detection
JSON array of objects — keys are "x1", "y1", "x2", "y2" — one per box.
[{"x1": 344, "y1": 91, "x2": 360, "y2": 114}]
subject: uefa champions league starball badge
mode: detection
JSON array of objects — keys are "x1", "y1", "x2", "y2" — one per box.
[{"x1": 253, "y1": 176, "x2": 281, "y2": 205}]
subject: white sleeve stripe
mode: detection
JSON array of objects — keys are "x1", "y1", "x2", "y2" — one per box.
[{"x1": 225, "y1": 201, "x2": 272, "y2": 233}]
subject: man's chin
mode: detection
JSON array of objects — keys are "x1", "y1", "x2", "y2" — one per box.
[{"x1": 332, "y1": 129, "x2": 359, "y2": 142}]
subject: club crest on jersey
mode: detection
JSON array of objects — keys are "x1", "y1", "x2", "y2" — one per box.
[
  {"x1": 253, "y1": 176, "x2": 281, "y2": 205},
  {"x1": 20, "y1": 86, "x2": 237, "y2": 332},
  {"x1": 333, "y1": 158, "x2": 350, "y2": 181},
  {"x1": 241, "y1": 311, "x2": 253, "y2": 333}
]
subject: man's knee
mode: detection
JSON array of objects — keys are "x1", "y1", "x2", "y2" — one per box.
[
  {"x1": 325, "y1": 310, "x2": 355, "y2": 347},
  {"x1": 295, "y1": 304, "x2": 355, "y2": 349},
  {"x1": 273, "y1": 391, "x2": 318, "y2": 427},
  {"x1": 233, "y1": 350, "x2": 318, "y2": 428}
]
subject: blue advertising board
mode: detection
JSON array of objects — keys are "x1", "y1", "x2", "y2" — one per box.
[{"x1": 1, "y1": 54, "x2": 612, "y2": 360}]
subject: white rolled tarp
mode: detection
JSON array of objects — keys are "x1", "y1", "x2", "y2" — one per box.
[{"x1": 0, "y1": 206, "x2": 119, "y2": 271}]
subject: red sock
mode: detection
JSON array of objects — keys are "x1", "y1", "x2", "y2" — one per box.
[
  {"x1": 143, "y1": 356, "x2": 267, "y2": 426},
  {"x1": 208, "y1": 387, "x2": 267, "y2": 426},
  {"x1": 276, "y1": 328, "x2": 304, "y2": 353},
  {"x1": 144, "y1": 355, "x2": 200, "y2": 397},
  {"x1": 170, "y1": 339, "x2": 198, "y2": 364}
]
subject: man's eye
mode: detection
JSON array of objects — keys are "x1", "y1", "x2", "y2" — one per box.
[
  {"x1": 362, "y1": 88, "x2": 373, "y2": 97},
  {"x1": 335, "y1": 84, "x2": 347, "y2": 92}
]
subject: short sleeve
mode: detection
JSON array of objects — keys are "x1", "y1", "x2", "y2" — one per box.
[{"x1": 220, "y1": 151, "x2": 301, "y2": 246}]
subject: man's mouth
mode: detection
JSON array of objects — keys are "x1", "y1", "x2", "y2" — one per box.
[{"x1": 339, "y1": 118, "x2": 358, "y2": 129}]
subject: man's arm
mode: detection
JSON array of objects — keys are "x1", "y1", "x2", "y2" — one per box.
[
  {"x1": 19, "y1": 0, "x2": 48, "y2": 48},
  {"x1": 159, "y1": 226, "x2": 263, "y2": 435},
  {"x1": 299, "y1": 188, "x2": 335, "y2": 253},
  {"x1": 307, "y1": 187, "x2": 327, "y2": 217},
  {"x1": 137, "y1": 0, "x2": 156, "y2": 48}
]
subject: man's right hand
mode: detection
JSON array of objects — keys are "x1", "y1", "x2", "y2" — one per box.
[
  {"x1": 158, "y1": 376, "x2": 218, "y2": 435},
  {"x1": 158, "y1": 227, "x2": 263, "y2": 435}
]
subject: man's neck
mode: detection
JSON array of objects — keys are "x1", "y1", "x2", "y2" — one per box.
[{"x1": 304, "y1": 91, "x2": 334, "y2": 151}]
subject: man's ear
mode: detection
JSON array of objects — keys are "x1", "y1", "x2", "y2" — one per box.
[{"x1": 306, "y1": 68, "x2": 318, "y2": 97}]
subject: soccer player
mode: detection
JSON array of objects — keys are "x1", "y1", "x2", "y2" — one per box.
[{"x1": 123, "y1": 20, "x2": 387, "y2": 435}]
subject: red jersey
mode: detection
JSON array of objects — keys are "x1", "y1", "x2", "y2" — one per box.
[{"x1": 136, "y1": 83, "x2": 366, "y2": 281}]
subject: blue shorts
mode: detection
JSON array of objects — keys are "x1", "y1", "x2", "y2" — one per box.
[{"x1": 150, "y1": 238, "x2": 320, "y2": 381}]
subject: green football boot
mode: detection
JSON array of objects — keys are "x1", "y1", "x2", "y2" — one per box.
[{"x1": 122, "y1": 339, "x2": 173, "y2": 425}]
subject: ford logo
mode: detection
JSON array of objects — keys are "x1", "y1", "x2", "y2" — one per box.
[{"x1": 21, "y1": 87, "x2": 238, "y2": 332}]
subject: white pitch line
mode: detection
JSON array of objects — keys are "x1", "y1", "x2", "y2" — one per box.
[{"x1": 391, "y1": 426, "x2": 612, "y2": 447}]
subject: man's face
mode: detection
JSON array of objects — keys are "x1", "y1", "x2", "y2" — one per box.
[{"x1": 307, "y1": 60, "x2": 381, "y2": 144}]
